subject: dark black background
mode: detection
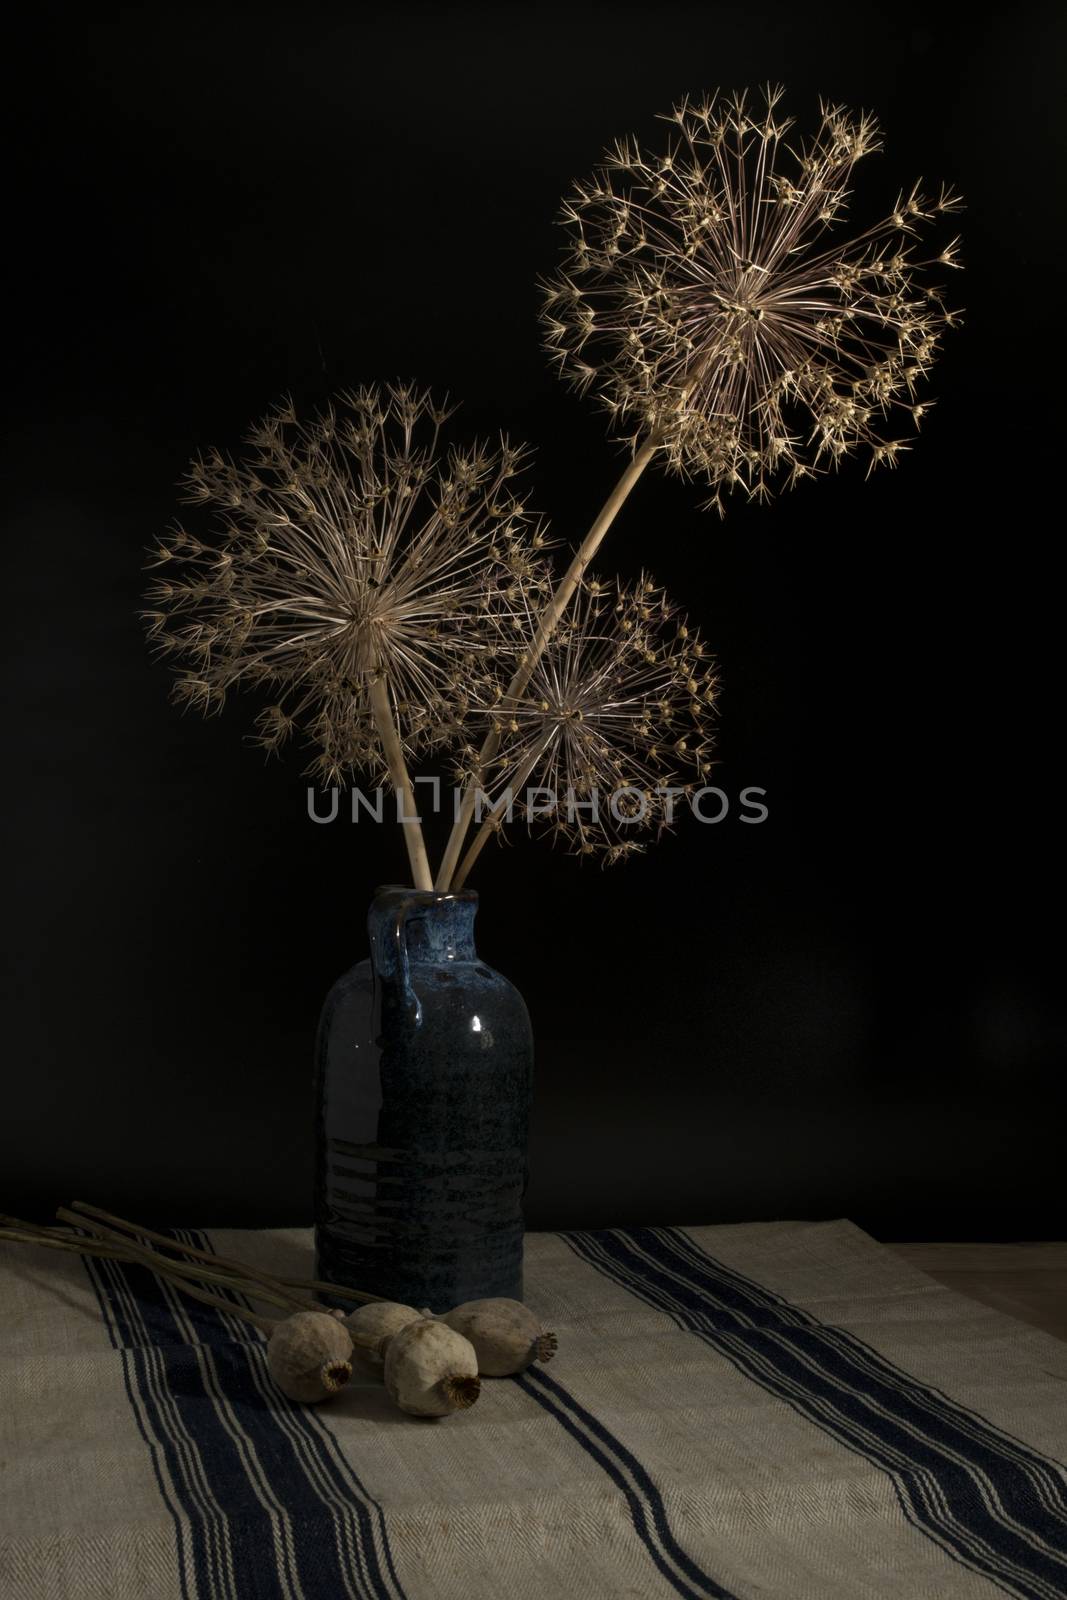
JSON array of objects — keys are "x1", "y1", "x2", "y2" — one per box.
[{"x1": 4, "y1": 3, "x2": 1064, "y2": 1237}]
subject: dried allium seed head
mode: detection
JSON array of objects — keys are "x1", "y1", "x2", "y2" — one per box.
[
  {"x1": 470, "y1": 573, "x2": 717, "y2": 859},
  {"x1": 543, "y1": 86, "x2": 963, "y2": 513},
  {"x1": 144, "y1": 384, "x2": 549, "y2": 782}
]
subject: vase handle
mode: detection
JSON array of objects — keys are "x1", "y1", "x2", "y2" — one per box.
[{"x1": 368, "y1": 887, "x2": 423, "y2": 1030}]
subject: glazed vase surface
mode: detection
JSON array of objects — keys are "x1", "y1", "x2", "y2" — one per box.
[{"x1": 313, "y1": 886, "x2": 533, "y2": 1310}]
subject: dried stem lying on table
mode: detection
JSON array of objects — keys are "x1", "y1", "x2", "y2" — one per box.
[
  {"x1": 65, "y1": 1200, "x2": 376, "y2": 1303},
  {"x1": 2, "y1": 1216, "x2": 300, "y2": 1310}
]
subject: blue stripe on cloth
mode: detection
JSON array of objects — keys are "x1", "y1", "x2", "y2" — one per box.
[
  {"x1": 563, "y1": 1226, "x2": 1067, "y2": 1600},
  {"x1": 516, "y1": 1365, "x2": 738, "y2": 1600},
  {"x1": 179, "y1": 1230, "x2": 406, "y2": 1600},
  {"x1": 85, "y1": 1232, "x2": 406, "y2": 1600},
  {"x1": 83, "y1": 1256, "x2": 196, "y2": 1600},
  {"x1": 659, "y1": 1226, "x2": 1067, "y2": 1523},
  {"x1": 86, "y1": 1252, "x2": 247, "y2": 1599}
]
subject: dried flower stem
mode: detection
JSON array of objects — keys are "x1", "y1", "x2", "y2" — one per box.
[
  {"x1": 69, "y1": 1200, "x2": 259, "y2": 1277},
  {"x1": 451, "y1": 731, "x2": 558, "y2": 891},
  {"x1": 148, "y1": 1276, "x2": 277, "y2": 1332},
  {"x1": 54, "y1": 1209, "x2": 303, "y2": 1311},
  {"x1": 368, "y1": 674, "x2": 434, "y2": 891},
  {"x1": 273, "y1": 1275, "x2": 375, "y2": 1303},
  {"x1": 67, "y1": 1200, "x2": 379, "y2": 1306},
  {"x1": 0, "y1": 1222, "x2": 154, "y2": 1271},
  {"x1": 1, "y1": 1223, "x2": 287, "y2": 1327},
  {"x1": 2, "y1": 1223, "x2": 391, "y2": 1358},
  {"x1": 436, "y1": 431, "x2": 662, "y2": 887},
  {"x1": 63, "y1": 1204, "x2": 316, "y2": 1310}
]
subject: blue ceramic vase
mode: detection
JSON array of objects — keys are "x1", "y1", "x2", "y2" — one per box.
[{"x1": 313, "y1": 886, "x2": 534, "y2": 1310}]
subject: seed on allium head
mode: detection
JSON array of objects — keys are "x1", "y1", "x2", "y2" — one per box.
[{"x1": 543, "y1": 86, "x2": 962, "y2": 513}]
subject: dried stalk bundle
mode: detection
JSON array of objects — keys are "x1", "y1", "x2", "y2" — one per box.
[
  {"x1": 65, "y1": 1201, "x2": 376, "y2": 1306},
  {"x1": 543, "y1": 86, "x2": 963, "y2": 512}
]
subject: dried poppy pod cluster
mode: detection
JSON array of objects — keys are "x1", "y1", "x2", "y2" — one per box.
[
  {"x1": 266, "y1": 1306, "x2": 479, "y2": 1415},
  {"x1": 345, "y1": 1296, "x2": 558, "y2": 1415}
]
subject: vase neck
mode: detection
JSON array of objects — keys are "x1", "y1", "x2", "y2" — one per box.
[
  {"x1": 368, "y1": 887, "x2": 478, "y2": 976},
  {"x1": 406, "y1": 898, "x2": 477, "y2": 963}
]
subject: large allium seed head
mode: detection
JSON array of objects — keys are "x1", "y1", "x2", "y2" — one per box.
[
  {"x1": 468, "y1": 573, "x2": 718, "y2": 860},
  {"x1": 543, "y1": 86, "x2": 963, "y2": 513},
  {"x1": 145, "y1": 384, "x2": 548, "y2": 782}
]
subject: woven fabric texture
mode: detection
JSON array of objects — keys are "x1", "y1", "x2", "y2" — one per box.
[{"x1": 3, "y1": 1218, "x2": 1066, "y2": 1600}]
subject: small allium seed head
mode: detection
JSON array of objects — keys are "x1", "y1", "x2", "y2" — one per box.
[{"x1": 468, "y1": 573, "x2": 717, "y2": 858}]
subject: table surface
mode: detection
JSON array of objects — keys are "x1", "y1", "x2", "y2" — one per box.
[
  {"x1": 889, "y1": 1240, "x2": 1067, "y2": 1341},
  {"x1": 5, "y1": 1222, "x2": 1067, "y2": 1600}
]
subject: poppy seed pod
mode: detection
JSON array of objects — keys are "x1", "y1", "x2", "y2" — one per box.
[
  {"x1": 344, "y1": 1300, "x2": 422, "y2": 1370},
  {"x1": 441, "y1": 1298, "x2": 558, "y2": 1377},
  {"x1": 383, "y1": 1318, "x2": 481, "y2": 1417},
  {"x1": 266, "y1": 1311, "x2": 355, "y2": 1404}
]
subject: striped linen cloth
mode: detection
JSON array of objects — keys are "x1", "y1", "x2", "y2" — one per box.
[{"x1": 2, "y1": 1219, "x2": 1066, "y2": 1599}]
